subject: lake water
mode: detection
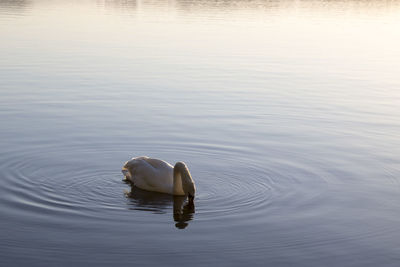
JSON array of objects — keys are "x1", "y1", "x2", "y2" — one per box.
[{"x1": 1, "y1": 0, "x2": 400, "y2": 266}]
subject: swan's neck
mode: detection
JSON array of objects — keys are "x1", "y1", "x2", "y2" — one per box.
[
  {"x1": 173, "y1": 162, "x2": 195, "y2": 196},
  {"x1": 173, "y1": 170, "x2": 183, "y2": 195}
]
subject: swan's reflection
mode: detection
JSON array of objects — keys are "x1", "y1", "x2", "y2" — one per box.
[
  {"x1": 124, "y1": 184, "x2": 195, "y2": 229},
  {"x1": 173, "y1": 196, "x2": 195, "y2": 229}
]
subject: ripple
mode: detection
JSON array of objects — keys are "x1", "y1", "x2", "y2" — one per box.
[
  {"x1": 0, "y1": 148, "x2": 127, "y2": 222},
  {"x1": 1, "y1": 138, "x2": 399, "y2": 265},
  {"x1": 0, "y1": 140, "x2": 329, "y2": 228}
]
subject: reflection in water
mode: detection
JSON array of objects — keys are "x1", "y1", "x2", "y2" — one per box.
[
  {"x1": 100, "y1": 0, "x2": 400, "y2": 14},
  {"x1": 1, "y1": 0, "x2": 400, "y2": 265},
  {"x1": 0, "y1": 0, "x2": 31, "y2": 21},
  {"x1": 0, "y1": 0, "x2": 30, "y2": 10},
  {"x1": 124, "y1": 184, "x2": 195, "y2": 229},
  {"x1": 102, "y1": 0, "x2": 138, "y2": 11},
  {"x1": 173, "y1": 196, "x2": 195, "y2": 229}
]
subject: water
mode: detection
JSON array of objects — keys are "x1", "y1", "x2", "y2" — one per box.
[{"x1": 1, "y1": 0, "x2": 400, "y2": 266}]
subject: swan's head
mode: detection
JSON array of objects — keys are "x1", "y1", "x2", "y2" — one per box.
[{"x1": 174, "y1": 162, "x2": 196, "y2": 202}]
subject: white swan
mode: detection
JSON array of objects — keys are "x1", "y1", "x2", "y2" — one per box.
[{"x1": 122, "y1": 156, "x2": 196, "y2": 202}]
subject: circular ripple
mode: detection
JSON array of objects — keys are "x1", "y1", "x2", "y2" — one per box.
[
  {"x1": 0, "y1": 147, "x2": 127, "y2": 222},
  {"x1": 2, "y1": 139, "x2": 397, "y2": 266},
  {"x1": 0, "y1": 140, "x2": 332, "y2": 229}
]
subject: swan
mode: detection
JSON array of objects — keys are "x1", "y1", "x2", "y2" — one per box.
[{"x1": 122, "y1": 156, "x2": 196, "y2": 202}]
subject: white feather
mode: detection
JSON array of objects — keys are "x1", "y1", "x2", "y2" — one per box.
[{"x1": 122, "y1": 156, "x2": 196, "y2": 198}]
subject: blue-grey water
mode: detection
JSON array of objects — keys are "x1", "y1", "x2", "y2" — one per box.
[{"x1": 1, "y1": 0, "x2": 400, "y2": 266}]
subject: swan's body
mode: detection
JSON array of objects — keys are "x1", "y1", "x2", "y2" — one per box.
[{"x1": 122, "y1": 156, "x2": 196, "y2": 201}]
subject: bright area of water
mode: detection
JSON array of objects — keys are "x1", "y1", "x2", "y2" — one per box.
[{"x1": 1, "y1": 0, "x2": 400, "y2": 266}]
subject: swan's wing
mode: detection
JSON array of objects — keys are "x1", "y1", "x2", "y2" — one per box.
[
  {"x1": 139, "y1": 158, "x2": 173, "y2": 188},
  {"x1": 142, "y1": 158, "x2": 173, "y2": 170},
  {"x1": 125, "y1": 157, "x2": 174, "y2": 193},
  {"x1": 124, "y1": 157, "x2": 172, "y2": 171}
]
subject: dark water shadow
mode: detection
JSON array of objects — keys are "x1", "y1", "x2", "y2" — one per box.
[{"x1": 124, "y1": 182, "x2": 195, "y2": 229}]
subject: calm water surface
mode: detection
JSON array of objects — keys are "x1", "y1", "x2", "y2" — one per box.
[{"x1": 1, "y1": 0, "x2": 400, "y2": 266}]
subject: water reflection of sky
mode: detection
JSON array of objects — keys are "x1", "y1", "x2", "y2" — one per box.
[{"x1": 1, "y1": 1, "x2": 400, "y2": 266}]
